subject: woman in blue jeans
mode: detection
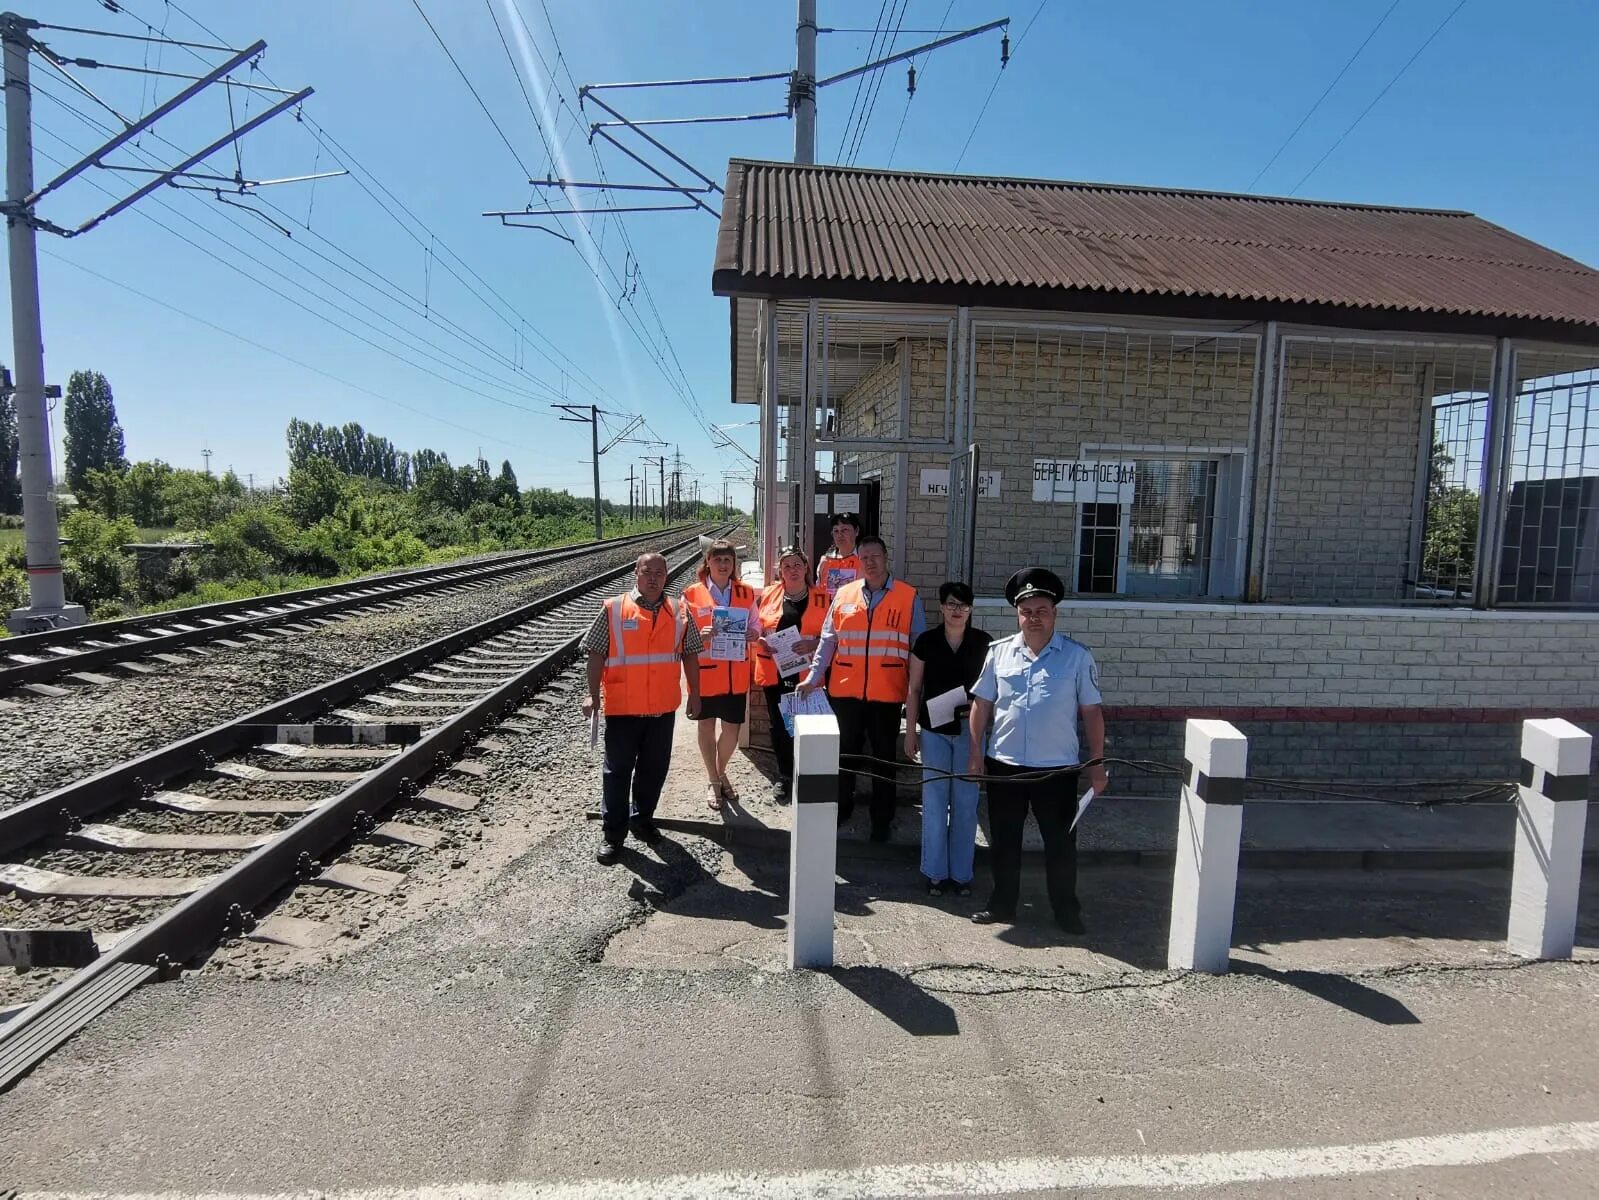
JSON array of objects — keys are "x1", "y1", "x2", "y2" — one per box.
[{"x1": 903, "y1": 581, "x2": 992, "y2": 896}]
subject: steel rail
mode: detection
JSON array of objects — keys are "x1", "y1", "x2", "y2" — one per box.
[
  {"x1": 0, "y1": 525, "x2": 699, "y2": 691},
  {"x1": 0, "y1": 531, "x2": 719, "y2": 1092}
]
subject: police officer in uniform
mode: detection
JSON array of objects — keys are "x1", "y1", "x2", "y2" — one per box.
[
  {"x1": 582, "y1": 552, "x2": 702, "y2": 864},
  {"x1": 967, "y1": 567, "x2": 1107, "y2": 933}
]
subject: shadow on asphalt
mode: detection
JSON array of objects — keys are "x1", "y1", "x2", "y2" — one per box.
[
  {"x1": 827, "y1": 965, "x2": 960, "y2": 1037},
  {"x1": 620, "y1": 834, "x2": 785, "y2": 929},
  {"x1": 1232, "y1": 962, "x2": 1422, "y2": 1025}
]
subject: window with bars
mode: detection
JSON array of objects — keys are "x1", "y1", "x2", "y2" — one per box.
[{"x1": 1073, "y1": 457, "x2": 1225, "y2": 598}]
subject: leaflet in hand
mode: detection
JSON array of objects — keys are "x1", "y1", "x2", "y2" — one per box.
[
  {"x1": 765, "y1": 625, "x2": 810, "y2": 678},
  {"x1": 1069, "y1": 787, "x2": 1095, "y2": 832},
  {"x1": 822, "y1": 566, "x2": 858, "y2": 595},
  {"x1": 925, "y1": 684, "x2": 967, "y2": 729},
  {"x1": 708, "y1": 606, "x2": 750, "y2": 662},
  {"x1": 778, "y1": 688, "x2": 834, "y2": 736}
]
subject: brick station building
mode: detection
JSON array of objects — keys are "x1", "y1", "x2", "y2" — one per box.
[{"x1": 711, "y1": 159, "x2": 1599, "y2": 792}]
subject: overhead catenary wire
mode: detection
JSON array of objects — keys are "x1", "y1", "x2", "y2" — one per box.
[
  {"x1": 116, "y1": 0, "x2": 732, "y2": 467},
  {"x1": 31, "y1": 91, "x2": 569, "y2": 411},
  {"x1": 886, "y1": 0, "x2": 957, "y2": 167},
  {"x1": 1288, "y1": 0, "x2": 1471, "y2": 196},
  {"x1": 1244, "y1": 0, "x2": 1402, "y2": 192},
  {"x1": 952, "y1": 0, "x2": 1045, "y2": 171},
  {"x1": 103, "y1": 0, "x2": 629, "y2": 413},
  {"x1": 834, "y1": 0, "x2": 890, "y2": 164},
  {"x1": 845, "y1": 0, "x2": 909, "y2": 167},
  {"x1": 40, "y1": 250, "x2": 546, "y2": 456}
]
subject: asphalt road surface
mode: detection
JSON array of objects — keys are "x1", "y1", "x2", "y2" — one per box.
[{"x1": 2, "y1": 811, "x2": 1596, "y2": 1199}]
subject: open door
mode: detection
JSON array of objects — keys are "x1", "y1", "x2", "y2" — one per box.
[{"x1": 945, "y1": 443, "x2": 980, "y2": 584}]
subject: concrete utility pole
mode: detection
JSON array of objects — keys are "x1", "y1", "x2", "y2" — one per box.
[
  {"x1": 628, "y1": 464, "x2": 635, "y2": 523},
  {"x1": 554, "y1": 403, "x2": 604, "y2": 539},
  {"x1": 0, "y1": 13, "x2": 311, "y2": 632},
  {"x1": 794, "y1": 0, "x2": 816, "y2": 165},
  {"x1": 2, "y1": 14, "x2": 81, "y2": 632}
]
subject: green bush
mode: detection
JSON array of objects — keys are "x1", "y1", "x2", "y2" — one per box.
[{"x1": 60, "y1": 509, "x2": 135, "y2": 609}]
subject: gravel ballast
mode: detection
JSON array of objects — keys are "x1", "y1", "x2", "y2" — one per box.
[{"x1": 0, "y1": 535, "x2": 701, "y2": 809}]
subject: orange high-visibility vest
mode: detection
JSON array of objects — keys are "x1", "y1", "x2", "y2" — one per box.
[
  {"x1": 827, "y1": 578, "x2": 917, "y2": 703},
  {"x1": 816, "y1": 551, "x2": 864, "y2": 596},
  {"x1": 681, "y1": 580, "x2": 757, "y2": 698},
  {"x1": 752, "y1": 581, "x2": 829, "y2": 688},
  {"x1": 601, "y1": 593, "x2": 685, "y2": 716}
]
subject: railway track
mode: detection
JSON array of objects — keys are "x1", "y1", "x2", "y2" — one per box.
[
  {"x1": 0, "y1": 528, "x2": 722, "y2": 1091},
  {"x1": 0, "y1": 524, "x2": 700, "y2": 695}
]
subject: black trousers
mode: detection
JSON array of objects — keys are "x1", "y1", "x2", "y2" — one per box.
[
  {"x1": 831, "y1": 695, "x2": 902, "y2": 826},
  {"x1": 762, "y1": 679, "x2": 799, "y2": 779},
  {"x1": 984, "y1": 757, "x2": 1080, "y2": 921},
  {"x1": 600, "y1": 712, "x2": 675, "y2": 841}
]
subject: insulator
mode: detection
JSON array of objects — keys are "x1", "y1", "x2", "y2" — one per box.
[
  {"x1": 907, "y1": 63, "x2": 916, "y2": 97},
  {"x1": 1001, "y1": 32, "x2": 1011, "y2": 67}
]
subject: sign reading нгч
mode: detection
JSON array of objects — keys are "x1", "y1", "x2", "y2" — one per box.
[
  {"x1": 1032, "y1": 459, "x2": 1137, "y2": 503},
  {"x1": 918, "y1": 469, "x2": 1002, "y2": 498}
]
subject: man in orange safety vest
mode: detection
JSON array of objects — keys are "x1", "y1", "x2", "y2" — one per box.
[
  {"x1": 797, "y1": 535, "x2": 925, "y2": 840},
  {"x1": 582, "y1": 552, "x2": 702, "y2": 864}
]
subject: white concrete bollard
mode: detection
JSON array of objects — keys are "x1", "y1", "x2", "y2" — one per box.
[
  {"x1": 787, "y1": 712, "x2": 840, "y2": 969},
  {"x1": 1167, "y1": 718, "x2": 1249, "y2": 974},
  {"x1": 1508, "y1": 717, "x2": 1593, "y2": 960}
]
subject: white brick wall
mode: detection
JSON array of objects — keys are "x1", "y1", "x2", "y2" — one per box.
[{"x1": 972, "y1": 599, "x2": 1599, "y2": 711}]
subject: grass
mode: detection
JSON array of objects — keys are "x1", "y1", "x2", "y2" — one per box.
[{"x1": 0, "y1": 525, "x2": 177, "y2": 547}]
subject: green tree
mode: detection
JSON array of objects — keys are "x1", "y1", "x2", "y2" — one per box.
[
  {"x1": 285, "y1": 455, "x2": 348, "y2": 525},
  {"x1": 62, "y1": 370, "x2": 126, "y2": 491},
  {"x1": 1422, "y1": 487, "x2": 1480, "y2": 592},
  {"x1": 122, "y1": 460, "x2": 175, "y2": 526},
  {"x1": 0, "y1": 384, "x2": 19, "y2": 515},
  {"x1": 493, "y1": 459, "x2": 519, "y2": 506}
]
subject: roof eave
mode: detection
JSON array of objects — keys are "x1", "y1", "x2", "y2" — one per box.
[{"x1": 710, "y1": 272, "x2": 1599, "y2": 346}]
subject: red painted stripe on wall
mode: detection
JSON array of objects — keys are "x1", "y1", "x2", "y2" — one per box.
[{"x1": 1104, "y1": 706, "x2": 1599, "y2": 724}]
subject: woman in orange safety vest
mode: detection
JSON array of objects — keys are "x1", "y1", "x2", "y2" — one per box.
[
  {"x1": 680, "y1": 538, "x2": 760, "y2": 810},
  {"x1": 816, "y1": 511, "x2": 864, "y2": 596},
  {"x1": 753, "y1": 545, "x2": 830, "y2": 798}
]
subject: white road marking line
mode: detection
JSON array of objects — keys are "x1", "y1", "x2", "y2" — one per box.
[{"x1": 22, "y1": 1119, "x2": 1599, "y2": 1200}]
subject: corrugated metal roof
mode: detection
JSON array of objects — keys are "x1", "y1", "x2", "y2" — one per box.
[{"x1": 712, "y1": 160, "x2": 1599, "y2": 337}]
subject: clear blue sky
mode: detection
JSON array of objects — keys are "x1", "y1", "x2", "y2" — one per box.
[{"x1": 12, "y1": 0, "x2": 1597, "y2": 502}]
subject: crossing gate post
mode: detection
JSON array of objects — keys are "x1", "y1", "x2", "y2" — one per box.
[
  {"x1": 1508, "y1": 717, "x2": 1592, "y2": 960},
  {"x1": 1167, "y1": 718, "x2": 1249, "y2": 974},
  {"x1": 788, "y1": 712, "x2": 839, "y2": 969}
]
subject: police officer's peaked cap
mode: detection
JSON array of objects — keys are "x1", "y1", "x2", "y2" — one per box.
[{"x1": 1005, "y1": 567, "x2": 1066, "y2": 606}]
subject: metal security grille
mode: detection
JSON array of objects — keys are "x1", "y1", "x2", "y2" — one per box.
[
  {"x1": 1497, "y1": 351, "x2": 1599, "y2": 604},
  {"x1": 1269, "y1": 339, "x2": 1495, "y2": 603},
  {"x1": 1127, "y1": 458, "x2": 1219, "y2": 597},
  {"x1": 971, "y1": 324, "x2": 1258, "y2": 598}
]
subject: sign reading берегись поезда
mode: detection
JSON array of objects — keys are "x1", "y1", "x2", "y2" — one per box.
[{"x1": 1032, "y1": 459, "x2": 1137, "y2": 503}]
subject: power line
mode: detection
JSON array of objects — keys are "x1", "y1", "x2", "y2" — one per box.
[
  {"x1": 31, "y1": 90, "x2": 566, "y2": 412},
  {"x1": 887, "y1": 0, "x2": 957, "y2": 167},
  {"x1": 1244, "y1": 0, "x2": 1402, "y2": 192},
  {"x1": 846, "y1": 0, "x2": 909, "y2": 167},
  {"x1": 40, "y1": 250, "x2": 545, "y2": 455},
  {"x1": 953, "y1": 0, "x2": 1045, "y2": 171},
  {"x1": 409, "y1": 0, "x2": 535, "y2": 179},
  {"x1": 1290, "y1": 0, "x2": 1471, "y2": 196},
  {"x1": 111, "y1": 0, "x2": 627, "y2": 412},
  {"x1": 834, "y1": 0, "x2": 890, "y2": 163}
]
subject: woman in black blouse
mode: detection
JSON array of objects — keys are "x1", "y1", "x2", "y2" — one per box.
[{"x1": 903, "y1": 581, "x2": 992, "y2": 896}]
